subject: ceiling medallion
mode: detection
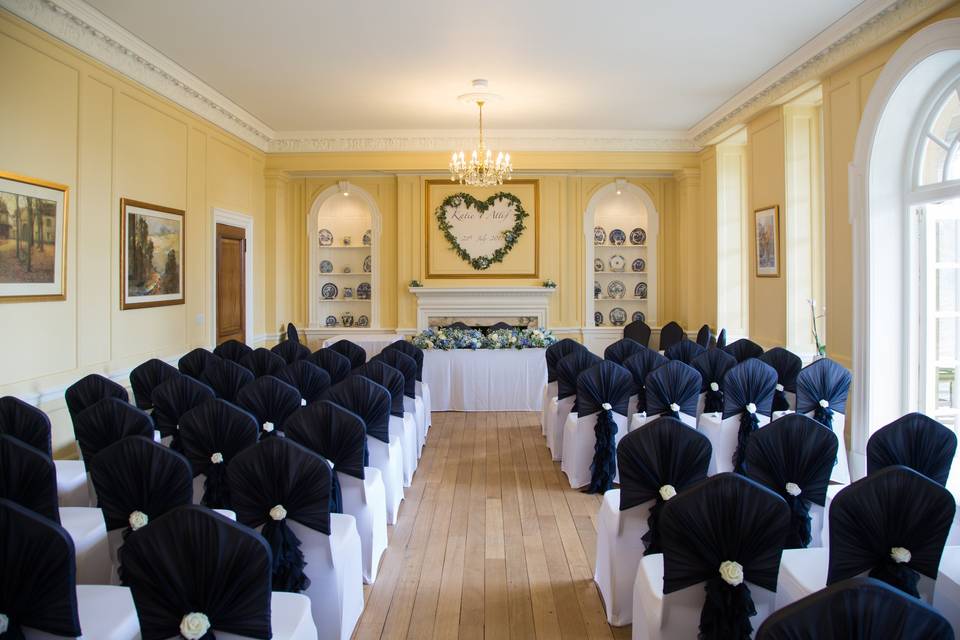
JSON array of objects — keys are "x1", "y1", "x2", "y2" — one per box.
[{"x1": 449, "y1": 79, "x2": 513, "y2": 186}]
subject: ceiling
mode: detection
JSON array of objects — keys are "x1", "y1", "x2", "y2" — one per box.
[{"x1": 83, "y1": 0, "x2": 863, "y2": 135}]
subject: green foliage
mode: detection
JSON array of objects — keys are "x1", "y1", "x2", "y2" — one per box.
[{"x1": 435, "y1": 192, "x2": 527, "y2": 270}]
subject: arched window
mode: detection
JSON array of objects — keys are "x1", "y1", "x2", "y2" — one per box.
[{"x1": 917, "y1": 80, "x2": 960, "y2": 187}]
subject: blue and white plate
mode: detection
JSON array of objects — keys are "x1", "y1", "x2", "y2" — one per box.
[
  {"x1": 357, "y1": 315, "x2": 369, "y2": 327},
  {"x1": 610, "y1": 308, "x2": 627, "y2": 326},
  {"x1": 594, "y1": 281, "x2": 602, "y2": 299},
  {"x1": 321, "y1": 282, "x2": 339, "y2": 299},
  {"x1": 357, "y1": 282, "x2": 371, "y2": 300},
  {"x1": 594, "y1": 311, "x2": 604, "y2": 326},
  {"x1": 609, "y1": 228, "x2": 626, "y2": 245},
  {"x1": 362, "y1": 255, "x2": 371, "y2": 273},
  {"x1": 632, "y1": 311, "x2": 645, "y2": 323},
  {"x1": 631, "y1": 258, "x2": 646, "y2": 272},
  {"x1": 594, "y1": 226, "x2": 606, "y2": 245},
  {"x1": 325, "y1": 315, "x2": 338, "y2": 327},
  {"x1": 609, "y1": 254, "x2": 626, "y2": 272},
  {"x1": 319, "y1": 260, "x2": 333, "y2": 273},
  {"x1": 594, "y1": 258, "x2": 604, "y2": 272},
  {"x1": 318, "y1": 229, "x2": 334, "y2": 246},
  {"x1": 630, "y1": 228, "x2": 646, "y2": 245},
  {"x1": 607, "y1": 280, "x2": 626, "y2": 299},
  {"x1": 362, "y1": 229, "x2": 372, "y2": 246},
  {"x1": 635, "y1": 282, "x2": 648, "y2": 299}
]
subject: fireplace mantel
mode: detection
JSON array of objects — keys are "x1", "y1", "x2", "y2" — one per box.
[{"x1": 408, "y1": 286, "x2": 557, "y2": 330}]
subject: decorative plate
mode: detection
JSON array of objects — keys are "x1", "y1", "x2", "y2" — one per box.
[
  {"x1": 635, "y1": 282, "x2": 648, "y2": 299},
  {"x1": 357, "y1": 282, "x2": 371, "y2": 299},
  {"x1": 362, "y1": 229, "x2": 372, "y2": 246},
  {"x1": 594, "y1": 311, "x2": 604, "y2": 326},
  {"x1": 609, "y1": 254, "x2": 626, "y2": 272},
  {"x1": 343, "y1": 266, "x2": 351, "y2": 274},
  {"x1": 341, "y1": 312, "x2": 354, "y2": 327},
  {"x1": 594, "y1": 226, "x2": 606, "y2": 245},
  {"x1": 318, "y1": 229, "x2": 334, "y2": 246},
  {"x1": 594, "y1": 281, "x2": 602, "y2": 299},
  {"x1": 357, "y1": 315, "x2": 369, "y2": 327},
  {"x1": 319, "y1": 260, "x2": 333, "y2": 273},
  {"x1": 325, "y1": 315, "x2": 337, "y2": 327},
  {"x1": 362, "y1": 255, "x2": 371, "y2": 273},
  {"x1": 632, "y1": 311, "x2": 645, "y2": 323},
  {"x1": 630, "y1": 227, "x2": 646, "y2": 245},
  {"x1": 609, "y1": 229, "x2": 626, "y2": 245},
  {"x1": 607, "y1": 280, "x2": 626, "y2": 299},
  {"x1": 321, "y1": 282, "x2": 339, "y2": 299},
  {"x1": 343, "y1": 287, "x2": 354, "y2": 299},
  {"x1": 594, "y1": 258, "x2": 604, "y2": 272},
  {"x1": 631, "y1": 258, "x2": 646, "y2": 273},
  {"x1": 610, "y1": 307, "x2": 627, "y2": 326}
]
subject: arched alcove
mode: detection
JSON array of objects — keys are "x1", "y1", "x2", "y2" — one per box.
[
  {"x1": 849, "y1": 18, "x2": 960, "y2": 478},
  {"x1": 582, "y1": 181, "x2": 659, "y2": 353},
  {"x1": 307, "y1": 181, "x2": 383, "y2": 330}
]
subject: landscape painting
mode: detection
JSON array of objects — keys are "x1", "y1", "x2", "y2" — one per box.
[
  {"x1": 755, "y1": 205, "x2": 780, "y2": 278},
  {"x1": 0, "y1": 171, "x2": 68, "y2": 302},
  {"x1": 121, "y1": 198, "x2": 185, "y2": 309}
]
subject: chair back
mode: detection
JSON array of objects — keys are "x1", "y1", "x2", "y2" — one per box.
[
  {"x1": 489, "y1": 321, "x2": 513, "y2": 331},
  {"x1": 576, "y1": 361, "x2": 634, "y2": 418},
  {"x1": 623, "y1": 319, "x2": 652, "y2": 347},
  {"x1": 286, "y1": 322, "x2": 301, "y2": 344},
  {"x1": 722, "y1": 359, "x2": 778, "y2": 473},
  {"x1": 121, "y1": 505, "x2": 272, "y2": 639},
  {"x1": 202, "y1": 357, "x2": 254, "y2": 402},
  {"x1": 0, "y1": 434, "x2": 59, "y2": 522},
  {"x1": 228, "y1": 437, "x2": 333, "y2": 591},
  {"x1": 0, "y1": 395, "x2": 52, "y2": 455},
  {"x1": 129, "y1": 358, "x2": 179, "y2": 410},
  {"x1": 621, "y1": 348, "x2": 669, "y2": 413},
  {"x1": 867, "y1": 412, "x2": 958, "y2": 486},
  {"x1": 308, "y1": 348, "x2": 353, "y2": 385},
  {"x1": 665, "y1": 339, "x2": 706, "y2": 365},
  {"x1": 65, "y1": 373, "x2": 128, "y2": 423},
  {"x1": 353, "y1": 361, "x2": 405, "y2": 418},
  {"x1": 759, "y1": 348, "x2": 802, "y2": 412},
  {"x1": 644, "y1": 360, "x2": 702, "y2": 420},
  {"x1": 691, "y1": 348, "x2": 737, "y2": 414},
  {"x1": 178, "y1": 347, "x2": 219, "y2": 379},
  {"x1": 178, "y1": 398, "x2": 259, "y2": 509},
  {"x1": 374, "y1": 349, "x2": 418, "y2": 398},
  {"x1": 278, "y1": 360, "x2": 331, "y2": 405},
  {"x1": 241, "y1": 347, "x2": 286, "y2": 378},
  {"x1": 744, "y1": 414, "x2": 838, "y2": 548},
  {"x1": 555, "y1": 350, "x2": 602, "y2": 411},
  {"x1": 0, "y1": 498, "x2": 82, "y2": 638},
  {"x1": 213, "y1": 338, "x2": 252, "y2": 363},
  {"x1": 328, "y1": 339, "x2": 367, "y2": 369},
  {"x1": 724, "y1": 338, "x2": 764, "y2": 362},
  {"x1": 696, "y1": 324, "x2": 712, "y2": 347},
  {"x1": 323, "y1": 376, "x2": 391, "y2": 444},
  {"x1": 384, "y1": 340, "x2": 425, "y2": 381},
  {"x1": 151, "y1": 375, "x2": 215, "y2": 448},
  {"x1": 286, "y1": 400, "x2": 367, "y2": 481},
  {"x1": 74, "y1": 397, "x2": 154, "y2": 463},
  {"x1": 446, "y1": 322, "x2": 470, "y2": 330},
  {"x1": 603, "y1": 338, "x2": 645, "y2": 366},
  {"x1": 658, "y1": 321, "x2": 685, "y2": 352},
  {"x1": 716, "y1": 328, "x2": 728, "y2": 348},
  {"x1": 271, "y1": 339, "x2": 310, "y2": 364},
  {"x1": 617, "y1": 417, "x2": 711, "y2": 554},
  {"x1": 827, "y1": 465, "x2": 955, "y2": 598},
  {"x1": 545, "y1": 338, "x2": 586, "y2": 382},
  {"x1": 235, "y1": 375, "x2": 302, "y2": 434}
]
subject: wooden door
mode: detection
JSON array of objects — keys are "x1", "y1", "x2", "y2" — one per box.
[{"x1": 216, "y1": 223, "x2": 246, "y2": 344}]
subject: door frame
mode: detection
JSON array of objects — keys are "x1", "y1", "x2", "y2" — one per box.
[{"x1": 210, "y1": 207, "x2": 254, "y2": 347}]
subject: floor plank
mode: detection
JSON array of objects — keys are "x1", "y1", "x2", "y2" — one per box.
[{"x1": 353, "y1": 411, "x2": 627, "y2": 639}]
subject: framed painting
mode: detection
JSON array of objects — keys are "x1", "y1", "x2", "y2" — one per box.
[
  {"x1": 120, "y1": 198, "x2": 185, "y2": 309},
  {"x1": 754, "y1": 205, "x2": 780, "y2": 278},
  {"x1": 0, "y1": 171, "x2": 68, "y2": 302},
  {"x1": 425, "y1": 179, "x2": 539, "y2": 278}
]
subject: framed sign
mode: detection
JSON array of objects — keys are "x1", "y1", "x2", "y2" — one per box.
[
  {"x1": 0, "y1": 171, "x2": 68, "y2": 302},
  {"x1": 754, "y1": 205, "x2": 780, "y2": 278},
  {"x1": 425, "y1": 179, "x2": 539, "y2": 278},
  {"x1": 120, "y1": 198, "x2": 185, "y2": 309}
]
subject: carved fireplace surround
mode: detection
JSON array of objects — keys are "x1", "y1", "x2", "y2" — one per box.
[{"x1": 407, "y1": 287, "x2": 557, "y2": 330}]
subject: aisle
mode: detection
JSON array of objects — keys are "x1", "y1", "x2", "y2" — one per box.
[{"x1": 354, "y1": 411, "x2": 630, "y2": 640}]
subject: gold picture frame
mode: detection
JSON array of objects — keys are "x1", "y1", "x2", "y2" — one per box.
[
  {"x1": 425, "y1": 179, "x2": 540, "y2": 279},
  {"x1": 754, "y1": 205, "x2": 781, "y2": 278},
  {"x1": 0, "y1": 170, "x2": 69, "y2": 302},
  {"x1": 120, "y1": 198, "x2": 185, "y2": 310}
]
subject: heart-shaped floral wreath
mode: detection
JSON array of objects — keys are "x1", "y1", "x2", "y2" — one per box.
[{"x1": 435, "y1": 192, "x2": 528, "y2": 270}]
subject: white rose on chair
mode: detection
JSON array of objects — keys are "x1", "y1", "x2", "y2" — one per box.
[
  {"x1": 775, "y1": 383, "x2": 784, "y2": 392},
  {"x1": 601, "y1": 403, "x2": 612, "y2": 411},
  {"x1": 128, "y1": 510, "x2": 149, "y2": 531},
  {"x1": 819, "y1": 399, "x2": 830, "y2": 409},
  {"x1": 718, "y1": 560, "x2": 744, "y2": 586},
  {"x1": 710, "y1": 382, "x2": 719, "y2": 392},
  {"x1": 891, "y1": 547, "x2": 912, "y2": 564},
  {"x1": 669, "y1": 403, "x2": 680, "y2": 413},
  {"x1": 785, "y1": 482, "x2": 801, "y2": 497},
  {"x1": 659, "y1": 485, "x2": 677, "y2": 501},
  {"x1": 270, "y1": 504, "x2": 287, "y2": 521},
  {"x1": 180, "y1": 612, "x2": 211, "y2": 639},
  {"x1": 746, "y1": 403, "x2": 757, "y2": 415},
  {"x1": 210, "y1": 452, "x2": 224, "y2": 464}
]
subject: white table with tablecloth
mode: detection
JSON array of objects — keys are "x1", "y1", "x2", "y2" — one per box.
[
  {"x1": 423, "y1": 348, "x2": 547, "y2": 411},
  {"x1": 322, "y1": 334, "x2": 403, "y2": 360}
]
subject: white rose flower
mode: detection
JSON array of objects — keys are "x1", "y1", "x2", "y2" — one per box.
[
  {"x1": 891, "y1": 547, "x2": 912, "y2": 564},
  {"x1": 718, "y1": 560, "x2": 744, "y2": 586},
  {"x1": 128, "y1": 510, "x2": 149, "y2": 531},
  {"x1": 819, "y1": 399, "x2": 830, "y2": 409},
  {"x1": 179, "y1": 612, "x2": 211, "y2": 640},
  {"x1": 0, "y1": 613, "x2": 8, "y2": 634},
  {"x1": 263, "y1": 421, "x2": 274, "y2": 433},
  {"x1": 301, "y1": 398, "x2": 307, "y2": 406},
  {"x1": 785, "y1": 482, "x2": 801, "y2": 497},
  {"x1": 510, "y1": 336, "x2": 517, "y2": 343},
  {"x1": 710, "y1": 382, "x2": 719, "y2": 392},
  {"x1": 659, "y1": 485, "x2": 677, "y2": 501},
  {"x1": 269, "y1": 504, "x2": 287, "y2": 521},
  {"x1": 601, "y1": 403, "x2": 612, "y2": 411},
  {"x1": 210, "y1": 452, "x2": 224, "y2": 464},
  {"x1": 669, "y1": 403, "x2": 680, "y2": 413},
  {"x1": 746, "y1": 403, "x2": 757, "y2": 415},
  {"x1": 775, "y1": 383, "x2": 785, "y2": 392}
]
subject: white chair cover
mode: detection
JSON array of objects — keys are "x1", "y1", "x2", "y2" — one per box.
[
  {"x1": 541, "y1": 380, "x2": 557, "y2": 436},
  {"x1": 594, "y1": 491, "x2": 652, "y2": 625},
  {"x1": 548, "y1": 395, "x2": 575, "y2": 461},
  {"x1": 55, "y1": 460, "x2": 90, "y2": 507},
  {"x1": 369, "y1": 435, "x2": 405, "y2": 525},
  {"x1": 560, "y1": 411, "x2": 629, "y2": 488},
  {"x1": 340, "y1": 469, "x2": 388, "y2": 584},
  {"x1": 59, "y1": 507, "x2": 111, "y2": 585},
  {"x1": 697, "y1": 412, "x2": 771, "y2": 475},
  {"x1": 390, "y1": 414, "x2": 418, "y2": 487},
  {"x1": 24, "y1": 585, "x2": 141, "y2": 640}
]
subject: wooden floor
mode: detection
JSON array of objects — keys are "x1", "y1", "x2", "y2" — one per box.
[{"x1": 354, "y1": 411, "x2": 630, "y2": 640}]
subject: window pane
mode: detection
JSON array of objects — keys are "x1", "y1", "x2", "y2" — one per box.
[
  {"x1": 938, "y1": 218, "x2": 959, "y2": 262},
  {"x1": 938, "y1": 317, "x2": 959, "y2": 362},
  {"x1": 949, "y1": 145, "x2": 960, "y2": 182},
  {"x1": 921, "y1": 137, "x2": 949, "y2": 185},
  {"x1": 939, "y1": 269, "x2": 960, "y2": 311},
  {"x1": 937, "y1": 367, "x2": 956, "y2": 409},
  {"x1": 931, "y1": 90, "x2": 960, "y2": 146}
]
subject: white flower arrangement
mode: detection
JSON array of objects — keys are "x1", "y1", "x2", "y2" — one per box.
[
  {"x1": 179, "y1": 612, "x2": 211, "y2": 640},
  {"x1": 891, "y1": 547, "x2": 912, "y2": 564},
  {"x1": 410, "y1": 327, "x2": 558, "y2": 351},
  {"x1": 785, "y1": 482, "x2": 801, "y2": 497},
  {"x1": 659, "y1": 485, "x2": 677, "y2": 501},
  {"x1": 719, "y1": 560, "x2": 744, "y2": 586},
  {"x1": 128, "y1": 510, "x2": 149, "y2": 531}
]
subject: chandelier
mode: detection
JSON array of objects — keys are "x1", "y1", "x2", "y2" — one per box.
[{"x1": 449, "y1": 79, "x2": 513, "y2": 186}]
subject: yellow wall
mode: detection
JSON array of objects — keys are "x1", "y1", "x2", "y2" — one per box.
[{"x1": 0, "y1": 10, "x2": 266, "y2": 453}]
